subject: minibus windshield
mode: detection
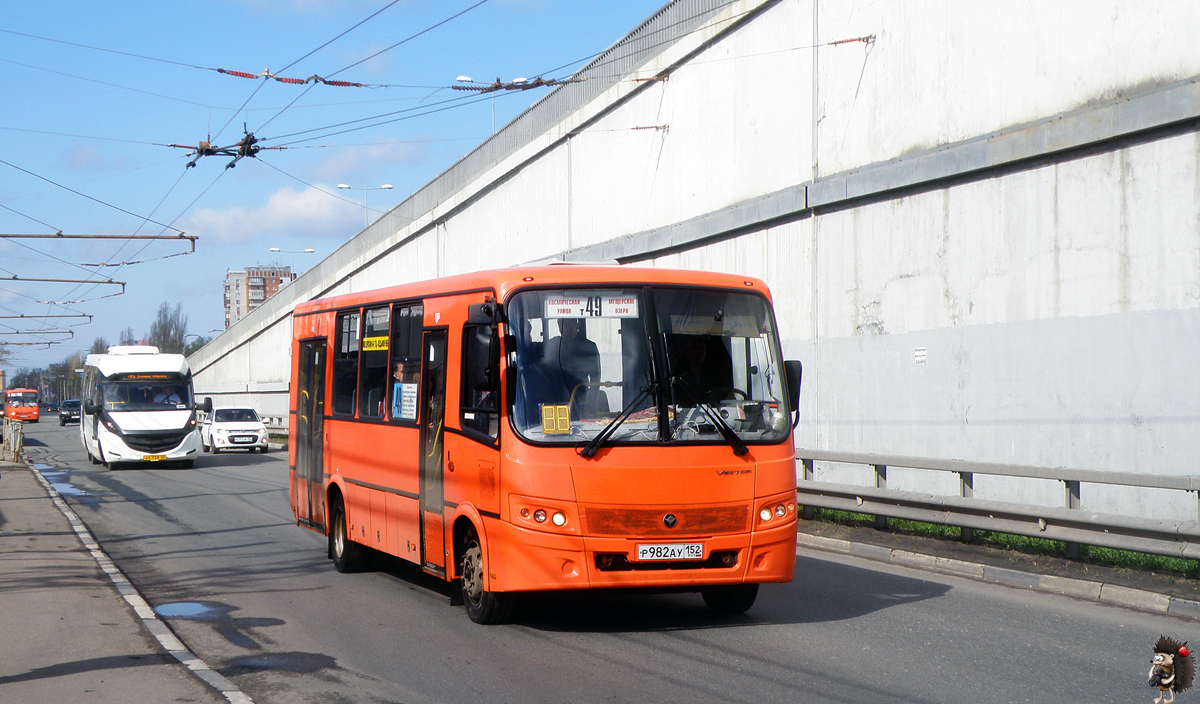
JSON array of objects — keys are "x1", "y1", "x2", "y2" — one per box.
[
  {"x1": 101, "y1": 380, "x2": 191, "y2": 411},
  {"x1": 508, "y1": 287, "x2": 790, "y2": 446}
]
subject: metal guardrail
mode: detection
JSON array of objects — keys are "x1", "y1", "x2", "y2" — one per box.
[
  {"x1": 2, "y1": 418, "x2": 23, "y2": 461},
  {"x1": 796, "y1": 449, "x2": 1200, "y2": 562}
]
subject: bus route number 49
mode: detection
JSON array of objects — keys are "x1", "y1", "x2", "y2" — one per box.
[{"x1": 637, "y1": 543, "x2": 703, "y2": 561}]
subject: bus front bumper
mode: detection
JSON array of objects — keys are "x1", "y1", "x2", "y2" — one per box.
[
  {"x1": 482, "y1": 518, "x2": 797, "y2": 593},
  {"x1": 97, "y1": 426, "x2": 202, "y2": 464}
]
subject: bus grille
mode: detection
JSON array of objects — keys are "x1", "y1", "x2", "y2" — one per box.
[
  {"x1": 122, "y1": 430, "x2": 190, "y2": 453},
  {"x1": 581, "y1": 504, "x2": 750, "y2": 537}
]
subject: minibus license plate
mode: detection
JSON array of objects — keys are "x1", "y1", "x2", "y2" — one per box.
[
  {"x1": 637, "y1": 543, "x2": 703, "y2": 561},
  {"x1": 143, "y1": 454, "x2": 167, "y2": 461}
]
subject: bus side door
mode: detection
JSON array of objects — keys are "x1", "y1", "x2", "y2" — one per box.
[
  {"x1": 419, "y1": 329, "x2": 448, "y2": 575},
  {"x1": 295, "y1": 339, "x2": 327, "y2": 529}
]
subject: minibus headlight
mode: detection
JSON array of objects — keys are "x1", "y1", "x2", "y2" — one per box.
[
  {"x1": 533, "y1": 509, "x2": 547, "y2": 523},
  {"x1": 552, "y1": 512, "x2": 567, "y2": 527},
  {"x1": 775, "y1": 504, "x2": 787, "y2": 518},
  {"x1": 759, "y1": 508, "x2": 772, "y2": 522}
]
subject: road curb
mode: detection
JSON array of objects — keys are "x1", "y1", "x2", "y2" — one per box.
[
  {"x1": 797, "y1": 532, "x2": 1200, "y2": 620},
  {"x1": 26, "y1": 461, "x2": 256, "y2": 704}
]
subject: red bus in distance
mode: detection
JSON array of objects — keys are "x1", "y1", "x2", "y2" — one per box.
[{"x1": 4, "y1": 388, "x2": 40, "y2": 423}]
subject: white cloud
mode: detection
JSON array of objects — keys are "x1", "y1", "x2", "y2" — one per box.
[
  {"x1": 310, "y1": 139, "x2": 428, "y2": 179},
  {"x1": 60, "y1": 142, "x2": 107, "y2": 172},
  {"x1": 183, "y1": 185, "x2": 356, "y2": 245}
]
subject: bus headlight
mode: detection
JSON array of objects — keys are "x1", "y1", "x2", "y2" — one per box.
[
  {"x1": 757, "y1": 494, "x2": 797, "y2": 528},
  {"x1": 510, "y1": 495, "x2": 578, "y2": 534}
]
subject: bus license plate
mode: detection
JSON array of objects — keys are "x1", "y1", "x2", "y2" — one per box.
[
  {"x1": 143, "y1": 454, "x2": 167, "y2": 461},
  {"x1": 637, "y1": 543, "x2": 703, "y2": 561}
]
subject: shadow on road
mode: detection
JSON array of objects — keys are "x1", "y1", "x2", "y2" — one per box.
[
  {"x1": 0, "y1": 653, "x2": 175, "y2": 685},
  {"x1": 371, "y1": 551, "x2": 949, "y2": 633}
]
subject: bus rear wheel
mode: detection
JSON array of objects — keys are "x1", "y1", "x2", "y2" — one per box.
[
  {"x1": 329, "y1": 495, "x2": 367, "y2": 573},
  {"x1": 459, "y1": 527, "x2": 514, "y2": 624},
  {"x1": 701, "y1": 583, "x2": 759, "y2": 614}
]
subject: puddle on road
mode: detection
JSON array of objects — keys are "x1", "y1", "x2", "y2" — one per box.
[
  {"x1": 40, "y1": 470, "x2": 91, "y2": 499},
  {"x1": 156, "y1": 601, "x2": 226, "y2": 620},
  {"x1": 31, "y1": 464, "x2": 54, "y2": 470},
  {"x1": 223, "y1": 651, "x2": 338, "y2": 674},
  {"x1": 155, "y1": 601, "x2": 285, "y2": 650}
]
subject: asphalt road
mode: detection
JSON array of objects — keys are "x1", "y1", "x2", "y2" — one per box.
[{"x1": 22, "y1": 420, "x2": 1184, "y2": 704}]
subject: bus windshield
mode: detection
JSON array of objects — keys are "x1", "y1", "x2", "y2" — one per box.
[
  {"x1": 101, "y1": 380, "x2": 191, "y2": 411},
  {"x1": 508, "y1": 287, "x2": 790, "y2": 446},
  {"x1": 6, "y1": 392, "x2": 38, "y2": 407}
]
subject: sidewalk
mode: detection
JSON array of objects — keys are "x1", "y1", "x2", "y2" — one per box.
[{"x1": 0, "y1": 457, "x2": 237, "y2": 703}]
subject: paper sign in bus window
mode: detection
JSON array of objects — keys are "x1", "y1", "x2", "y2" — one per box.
[
  {"x1": 392, "y1": 382, "x2": 419, "y2": 420},
  {"x1": 541, "y1": 404, "x2": 571, "y2": 434},
  {"x1": 545, "y1": 295, "x2": 638, "y2": 319}
]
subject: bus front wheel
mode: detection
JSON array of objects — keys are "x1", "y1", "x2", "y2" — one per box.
[
  {"x1": 459, "y1": 527, "x2": 514, "y2": 624},
  {"x1": 329, "y1": 495, "x2": 367, "y2": 573},
  {"x1": 701, "y1": 583, "x2": 759, "y2": 614}
]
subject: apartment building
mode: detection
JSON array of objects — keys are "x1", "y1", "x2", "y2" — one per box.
[{"x1": 223, "y1": 266, "x2": 295, "y2": 328}]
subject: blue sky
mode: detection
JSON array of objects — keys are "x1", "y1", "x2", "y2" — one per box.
[{"x1": 0, "y1": 0, "x2": 665, "y2": 371}]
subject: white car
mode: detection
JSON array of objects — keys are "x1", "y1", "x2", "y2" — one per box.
[{"x1": 201, "y1": 407, "x2": 269, "y2": 454}]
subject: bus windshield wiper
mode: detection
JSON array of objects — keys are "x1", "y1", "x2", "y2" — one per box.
[
  {"x1": 579, "y1": 381, "x2": 659, "y2": 458},
  {"x1": 673, "y1": 377, "x2": 749, "y2": 456}
]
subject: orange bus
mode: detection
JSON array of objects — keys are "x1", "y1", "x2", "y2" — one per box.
[
  {"x1": 289, "y1": 265, "x2": 802, "y2": 623},
  {"x1": 4, "y1": 388, "x2": 40, "y2": 423}
]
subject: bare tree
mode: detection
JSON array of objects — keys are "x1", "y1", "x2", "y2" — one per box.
[
  {"x1": 118, "y1": 327, "x2": 137, "y2": 346},
  {"x1": 147, "y1": 302, "x2": 189, "y2": 354},
  {"x1": 90, "y1": 337, "x2": 109, "y2": 354}
]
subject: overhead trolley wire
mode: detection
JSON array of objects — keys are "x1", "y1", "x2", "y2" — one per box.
[
  {"x1": 332, "y1": 0, "x2": 491, "y2": 78},
  {"x1": 0, "y1": 158, "x2": 186, "y2": 234},
  {"x1": 276, "y1": 0, "x2": 402, "y2": 76},
  {"x1": 252, "y1": 0, "x2": 493, "y2": 135}
]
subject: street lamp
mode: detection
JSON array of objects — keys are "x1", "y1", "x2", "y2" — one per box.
[
  {"x1": 268, "y1": 247, "x2": 315, "y2": 275},
  {"x1": 336, "y1": 183, "x2": 393, "y2": 227},
  {"x1": 455, "y1": 75, "x2": 522, "y2": 134}
]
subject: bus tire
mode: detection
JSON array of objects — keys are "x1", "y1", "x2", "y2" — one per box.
[
  {"x1": 329, "y1": 495, "x2": 367, "y2": 573},
  {"x1": 459, "y1": 527, "x2": 514, "y2": 624},
  {"x1": 701, "y1": 583, "x2": 759, "y2": 614}
]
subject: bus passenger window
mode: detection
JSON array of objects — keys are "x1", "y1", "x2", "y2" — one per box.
[
  {"x1": 388, "y1": 303, "x2": 423, "y2": 422},
  {"x1": 461, "y1": 324, "x2": 499, "y2": 440},
  {"x1": 358, "y1": 306, "x2": 390, "y2": 418},
  {"x1": 332, "y1": 311, "x2": 360, "y2": 416}
]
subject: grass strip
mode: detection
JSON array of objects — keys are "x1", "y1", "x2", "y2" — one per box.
[{"x1": 809, "y1": 507, "x2": 1197, "y2": 578}]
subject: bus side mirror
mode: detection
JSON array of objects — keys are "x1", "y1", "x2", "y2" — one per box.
[
  {"x1": 784, "y1": 360, "x2": 802, "y2": 416},
  {"x1": 83, "y1": 399, "x2": 97, "y2": 415},
  {"x1": 198, "y1": 397, "x2": 213, "y2": 413},
  {"x1": 467, "y1": 301, "x2": 503, "y2": 325}
]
